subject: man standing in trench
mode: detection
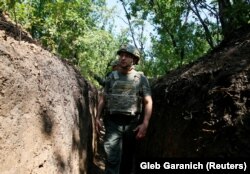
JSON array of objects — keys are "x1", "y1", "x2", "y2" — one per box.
[
  {"x1": 95, "y1": 44, "x2": 153, "y2": 174},
  {"x1": 92, "y1": 60, "x2": 120, "y2": 87}
]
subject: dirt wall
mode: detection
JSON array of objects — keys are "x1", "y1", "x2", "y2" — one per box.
[
  {"x1": 0, "y1": 28, "x2": 97, "y2": 174},
  {"x1": 138, "y1": 26, "x2": 250, "y2": 158}
]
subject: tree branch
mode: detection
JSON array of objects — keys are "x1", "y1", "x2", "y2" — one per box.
[{"x1": 120, "y1": 0, "x2": 138, "y2": 49}]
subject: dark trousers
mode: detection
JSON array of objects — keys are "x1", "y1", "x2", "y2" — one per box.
[{"x1": 103, "y1": 114, "x2": 139, "y2": 174}]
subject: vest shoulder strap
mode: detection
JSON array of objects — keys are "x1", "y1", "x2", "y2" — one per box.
[
  {"x1": 109, "y1": 70, "x2": 143, "y2": 84},
  {"x1": 112, "y1": 71, "x2": 119, "y2": 80}
]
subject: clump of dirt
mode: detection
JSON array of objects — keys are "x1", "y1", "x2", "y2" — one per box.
[
  {"x1": 0, "y1": 11, "x2": 38, "y2": 44},
  {"x1": 139, "y1": 25, "x2": 250, "y2": 158}
]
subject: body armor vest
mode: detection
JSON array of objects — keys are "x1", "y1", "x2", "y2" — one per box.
[{"x1": 106, "y1": 71, "x2": 142, "y2": 116}]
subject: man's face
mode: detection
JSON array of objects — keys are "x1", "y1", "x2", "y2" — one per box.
[{"x1": 118, "y1": 52, "x2": 134, "y2": 68}]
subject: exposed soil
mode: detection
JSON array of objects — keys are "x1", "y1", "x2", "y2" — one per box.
[
  {"x1": 139, "y1": 25, "x2": 250, "y2": 158},
  {"x1": 0, "y1": 12, "x2": 98, "y2": 174}
]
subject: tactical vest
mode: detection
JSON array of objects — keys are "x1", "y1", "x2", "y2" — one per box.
[{"x1": 105, "y1": 71, "x2": 143, "y2": 116}]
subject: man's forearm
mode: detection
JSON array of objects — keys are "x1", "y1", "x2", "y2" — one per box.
[{"x1": 143, "y1": 96, "x2": 153, "y2": 126}]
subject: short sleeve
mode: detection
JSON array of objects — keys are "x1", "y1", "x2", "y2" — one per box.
[{"x1": 141, "y1": 75, "x2": 151, "y2": 97}]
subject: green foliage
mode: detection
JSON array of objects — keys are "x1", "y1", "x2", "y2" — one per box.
[
  {"x1": 76, "y1": 29, "x2": 118, "y2": 85},
  {"x1": 0, "y1": 0, "x2": 15, "y2": 10},
  {"x1": 220, "y1": 0, "x2": 250, "y2": 35},
  {"x1": 129, "y1": 0, "x2": 219, "y2": 77},
  {"x1": 3, "y1": 0, "x2": 119, "y2": 87},
  {"x1": 2, "y1": 0, "x2": 250, "y2": 86}
]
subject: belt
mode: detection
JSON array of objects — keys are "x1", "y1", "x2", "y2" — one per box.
[
  {"x1": 106, "y1": 114, "x2": 140, "y2": 125},
  {"x1": 108, "y1": 111, "x2": 138, "y2": 116}
]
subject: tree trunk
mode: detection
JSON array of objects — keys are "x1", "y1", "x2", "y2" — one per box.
[{"x1": 218, "y1": 0, "x2": 233, "y2": 38}]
